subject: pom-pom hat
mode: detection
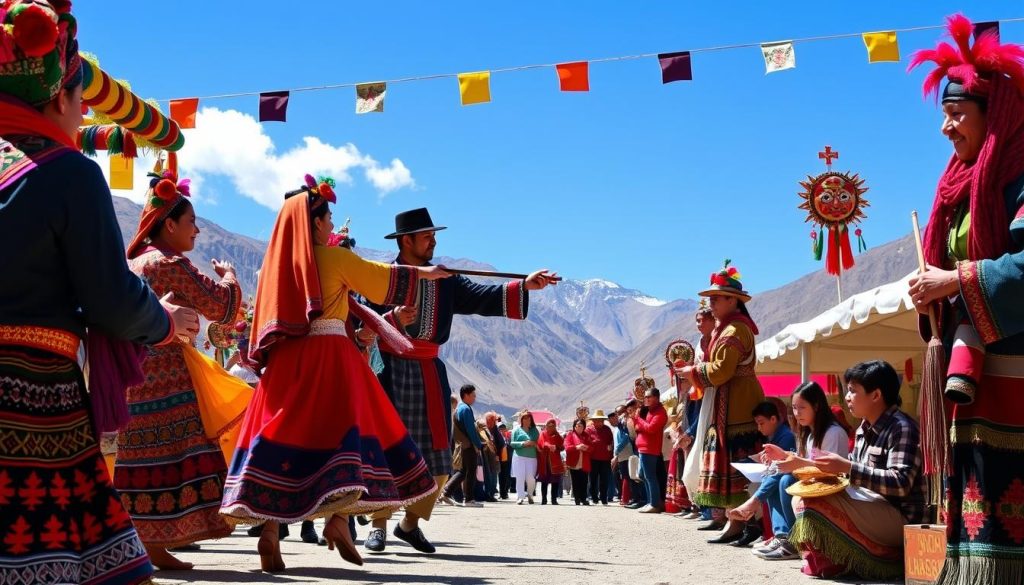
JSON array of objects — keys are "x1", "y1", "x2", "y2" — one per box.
[{"x1": 697, "y1": 259, "x2": 752, "y2": 302}]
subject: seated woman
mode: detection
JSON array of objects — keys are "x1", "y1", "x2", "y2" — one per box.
[
  {"x1": 730, "y1": 381, "x2": 849, "y2": 561},
  {"x1": 790, "y1": 360, "x2": 926, "y2": 580}
]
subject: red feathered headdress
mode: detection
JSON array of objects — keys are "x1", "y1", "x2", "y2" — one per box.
[
  {"x1": 908, "y1": 14, "x2": 1024, "y2": 267},
  {"x1": 908, "y1": 14, "x2": 1024, "y2": 100}
]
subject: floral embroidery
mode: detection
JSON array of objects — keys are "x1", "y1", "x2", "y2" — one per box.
[{"x1": 962, "y1": 475, "x2": 989, "y2": 541}]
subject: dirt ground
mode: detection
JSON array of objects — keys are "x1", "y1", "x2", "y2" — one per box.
[{"x1": 156, "y1": 498, "x2": 900, "y2": 585}]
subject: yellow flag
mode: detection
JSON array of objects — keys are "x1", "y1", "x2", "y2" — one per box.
[
  {"x1": 458, "y1": 71, "x2": 491, "y2": 106},
  {"x1": 109, "y1": 154, "x2": 134, "y2": 190},
  {"x1": 863, "y1": 31, "x2": 900, "y2": 63}
]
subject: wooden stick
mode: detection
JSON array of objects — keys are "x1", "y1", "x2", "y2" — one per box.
[
  {"x1": 911, "y1": 211, "x2": 940, "y2": 334},
  {"x1": 444, "y1": 267, "x2": 562, "y2": 281}
]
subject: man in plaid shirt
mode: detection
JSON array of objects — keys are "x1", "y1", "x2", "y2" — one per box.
[{"x1": 789, "y1": 360, "x2": 927, "y2": 580}]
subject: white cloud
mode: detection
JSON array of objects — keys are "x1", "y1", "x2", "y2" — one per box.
[{"x1": 95, "y1": 107, "x2": 415, "y2": 209}]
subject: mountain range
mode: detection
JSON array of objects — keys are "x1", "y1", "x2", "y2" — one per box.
[{"x1": 113, "y1": 197, "x2": 915, "y2": 421}]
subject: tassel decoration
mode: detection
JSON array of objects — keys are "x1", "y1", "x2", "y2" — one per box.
[
  {"x1": 107, "y1": 126, "x2": 123, "y2": 155},
  {"x1": 812, "y1": 227, "x2": 823, "y2": 260},
  {"x1": 839, "y1": 224, "x2": 855, "y2": 271},
  {"x1": 856, "y1": 228, "x2": 868, "y2": 252},
  {"x1": 121, "y1": 132, "x2": 138, "y2": 159}
]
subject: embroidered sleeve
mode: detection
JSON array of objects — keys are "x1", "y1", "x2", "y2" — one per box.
[
  {"x1": 329, "y1": 247, "x2": 419, "y2": 307},
  {"x1": 452, "y1": 276, "x2": 529, "y2": 320},
  {"x1": 694, "y1": 325, "x2": 750, "y2": 391},
  {"x1": 164, "y1": 257, "x2": 243, "y2": 324},
  {"x1": 956, "y1": 187, "x2": 1024, "y2": 345}
]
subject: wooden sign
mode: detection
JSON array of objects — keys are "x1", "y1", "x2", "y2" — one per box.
[{"x1": 904, "y1": 524, "x2": 946, "y2": 584}]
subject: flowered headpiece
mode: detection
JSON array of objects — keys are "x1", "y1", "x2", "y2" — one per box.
[
  {"x1": 126, "y1": 154, "x2": 194, "y2": 258},
  {"x1": 0, "y1": 0, "x2": 81, "y2": 106}
]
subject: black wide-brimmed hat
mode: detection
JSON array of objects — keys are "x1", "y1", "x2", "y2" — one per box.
[{"x1": 385, "y1": 207, "x2": 448, "y2": 239}]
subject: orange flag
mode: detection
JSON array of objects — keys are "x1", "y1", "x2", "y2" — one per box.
[
  {"x1": 169, "y1": 98, "x2": 199, "y2": 129},
  {"x1": 556, "y1": 62, "x2": 589, "y2": 92}
]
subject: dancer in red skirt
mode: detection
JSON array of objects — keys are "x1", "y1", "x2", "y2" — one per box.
[{"x1": 219, "y1": 176, "x2": 449, "y2": 571}]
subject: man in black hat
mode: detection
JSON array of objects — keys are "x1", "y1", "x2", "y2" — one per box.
[{"x1": 363, "y1": 207, "x2": 558, "y2": 554}]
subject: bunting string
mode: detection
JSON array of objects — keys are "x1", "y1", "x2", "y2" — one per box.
[{"x1": 153, "y1": 17, "x2": 1024, "y2": 105}]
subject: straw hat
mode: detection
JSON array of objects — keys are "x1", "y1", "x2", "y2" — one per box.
[
  {"x1": 785, "y1": 466, "x2": 849, "y2": 498},
  {"x1": 589, "y1": 409, "x2": 608, "y2": 421}
]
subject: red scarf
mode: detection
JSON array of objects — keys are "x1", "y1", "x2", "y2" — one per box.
[
  {"x1": 248, "y1": 195, "x2": 323, "y2": 371},
  {"x1": 0, "y1": 94, "x2": 76, "y2": 149},
  {"x1": 924, "y1": 74, "x2": 1024, "y2": 265}
]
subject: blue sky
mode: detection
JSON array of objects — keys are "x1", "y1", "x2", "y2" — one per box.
[{"x1": 77, "y1": 2, "x2": 1020, "y2": 300}]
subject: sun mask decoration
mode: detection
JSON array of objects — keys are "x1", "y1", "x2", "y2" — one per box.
[{"x1": 798, "y1": 146, "x2": 870, "y2": 275}]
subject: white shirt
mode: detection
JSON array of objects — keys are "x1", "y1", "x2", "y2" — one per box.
[{"x1": 805, "y1": 423, "x2": 850, "y2": 458}]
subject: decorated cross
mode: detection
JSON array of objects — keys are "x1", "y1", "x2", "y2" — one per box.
[{"x1": 818, "y1": 145, "x2": 839, "y2": 169}]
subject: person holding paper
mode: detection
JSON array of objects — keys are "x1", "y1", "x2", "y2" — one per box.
[{"x1": 788, "y1": 360, "x2": 926, "y2": 580}]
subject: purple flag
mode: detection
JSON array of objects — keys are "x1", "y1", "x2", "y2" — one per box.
[
  {"x1": 973, "y1": 21, "x2": 1000, "y2": 41},
  {"x1": 658, "y1": 51, "x2": 692, "y2": 84},
  {"x1": 259, "y1": 91, "x2": 289, "y2": 122}
]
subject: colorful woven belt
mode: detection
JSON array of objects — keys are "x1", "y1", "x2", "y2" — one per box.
[{"x1": 0, "y1": 325, "x2": 80, "y2": 361}]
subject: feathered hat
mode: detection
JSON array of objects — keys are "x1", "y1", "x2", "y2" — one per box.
[
  {"x1": 698, "y1": 259, "x2": 751, "y2": 302},
  {"x1": 909, "y1": 14, "x2": 1024, "y2": 103}
]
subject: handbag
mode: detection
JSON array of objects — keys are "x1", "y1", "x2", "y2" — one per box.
[
  {"x1": 628, "y1": 454, "x2": 640, "y2": 481},
  {"x1": 475, "y1": 464, "x2": 484, "y2": 483}
]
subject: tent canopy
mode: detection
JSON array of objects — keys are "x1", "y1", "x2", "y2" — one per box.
[{"x1": 755, "y1": 273, "x2": 922, "y2": 376}]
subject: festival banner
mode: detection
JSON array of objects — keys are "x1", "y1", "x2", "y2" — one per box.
[
  {"x1": 458, "y1": 71, "x2": 491, "y2": 106},
  {"x1": 169, "y1": 98, "x2": 199, "y2": 129},
  {"x1": 862, "y1": 31, "x2": 900, "y2": 63},
  {"x1": 658, "y1": 51, "x2": 693, "y2": 83},
  {"x1": 974, "y1": 21, "x2": 1000, "y2": 40},
  {"x1": 556, "y1": 61, "x2": 590, "y2": 91},
  {"x1": 259, "y1": 91, "x2": 290, "y2": 122},
  {"x1": 761, "y1": 41, "x2": 796, "y2": 74},
  {"x1": 356, "y1": 82, "x2": 387, "y2": 114},
  {"x1": 109, "y1": 154, "x2": 134, "y2": 190}
]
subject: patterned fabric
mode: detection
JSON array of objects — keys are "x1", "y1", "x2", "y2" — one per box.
[
  {"x1": 694, "y1": 320, "x2": 764, "y2": 509},
  {"x1": 0, "y1": 346, "x2": 153, "y2": 585},
  {"x1": 371, "y1": 264, "x2": 528, "y2": 476},
  {"x1": 114, "y1": 249, "x2": 241, "y2": 547},
  {"x1": 665, "y1": 447, "x2": 691, "y2": 512},
  {"x1": 849, "y1": 406, "x2": 927, "y2": 524},
  {"x1": 220, "y1": 331, "x2": 437, "y2": 522},
  {"x1": 938, "y1": 174, "x2": 1024, "y2": 585}
]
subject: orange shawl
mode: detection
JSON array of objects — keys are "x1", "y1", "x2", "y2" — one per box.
[{"x1": 248, "y1": 195, "x2": 323, "y2": 372}]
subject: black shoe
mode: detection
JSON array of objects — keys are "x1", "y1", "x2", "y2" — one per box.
[
  {"x1": 707, "y1": 530, "x2": 745, "y2": 544},
  {"x1": 279, "y1": 523, "x2": 290, "y2": 540},
  {"x1": 551, "y1": 499, "x2": 559, "y2": 505},
  {"x1": 582, "y1": 500, "x2": 590, "y2": 506},
  {"x1": 364, "y1": 528, "x2": 387, "y2": 553},
  {"x1": 485, "y1": 497, "x2": 498, "y2": 503},
  {"x1": 730, "y1": 524, "x2": 764, "y2": 548},
  {"x1": 356, "y1": 515, "x2": 370, "y2": 526},
  {"x1": 247, "y1": 524, "x2": 262, "y2": 537},
  {"x1": 393, "y1": 524, "x2": 435, "y2": 554},
  {"x1": 299, "y1": 521, "x2": 319, "y2": 544},
  {"x1": 625, "y1": 503, "x2": 642, "y2": 510},
  {"x1": 697, "y1": 521, "x2": 727, "y2": 531}
]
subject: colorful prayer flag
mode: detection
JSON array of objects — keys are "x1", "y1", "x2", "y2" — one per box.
[
  {"x1": 109, "y1": 154, "x2": 133, "y2": 190},
  {"x1": 556, "y1": 62, "x2": 589, "y2": 92},
  {"x1": 458, "y1": 71, "x2": 491, "y2": 106},
  {"x1": 658, "y1": 51, "x2": 692, "y2": 84},
  {"x1": 974, "y1": 21, "x2": 1000, "y2": 41},
  {"x1": 356, "y1": 82, "x2": 386, "y2": 114},
  {"x1": 169, "y1": 98, "x2": 198, "y2": 129},
  {"x1": 761, "y1": 41, "x2": 795, "y2": 74},
  {"x1": 259, "y1": 91, "x2": 289, "y2": 122},
  {"x1": 862, "y1": 31, "x2": 900, "y2": 63}
]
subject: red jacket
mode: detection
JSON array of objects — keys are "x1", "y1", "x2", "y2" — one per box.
[
  {"x1": 585, "y1": 424, "x2": 614, "y2": 462},
  {"x1": 634, "y1": 403, "x2": 668, "y2": 455},
  {"x1": 537, "y1": 430, "x2": 565, "y2": 475},
  {"x1": 564, "y1": 430, "x2": 592, "y2": 473}
]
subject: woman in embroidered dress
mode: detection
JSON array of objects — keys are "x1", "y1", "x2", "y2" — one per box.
[
  {"x1": 113, "y1": 168, "x2": 244, "y2": 570},
  {"x1": 908, "y1": 16, "x2": 1024, "y2": 585},
  {"x1": 680, "y1": 261, "x2": 765, "y2": 544},
  {"x1": 219, "y1": 176, "x2": 447, "y2": 571},
  {"x1": 0, "y1": 2, "x2": 201, "y2": 582}
]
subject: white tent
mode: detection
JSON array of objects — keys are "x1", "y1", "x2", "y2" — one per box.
[{"x1": 755, "y1": 273, "x2": 923, "y2": 378}]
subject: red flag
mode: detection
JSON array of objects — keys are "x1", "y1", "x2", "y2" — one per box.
[
  {"x1": 169, "y1": 98, "x2": 199, "y2": 129},
  {"x1": 556, "y1": 62, "x2": 589, "y2": 92},
  {"x1": 259, "y1": 91, "x2": 289, "y2": 122}
]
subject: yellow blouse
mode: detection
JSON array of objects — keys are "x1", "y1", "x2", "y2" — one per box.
[{"x1": 313, "y1": 245, "x2": 407, "y2": 320}]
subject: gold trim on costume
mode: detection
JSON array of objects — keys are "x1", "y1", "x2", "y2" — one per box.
[{"x1": 0, "y1": 325, "x2": 80, "y2": 361}]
